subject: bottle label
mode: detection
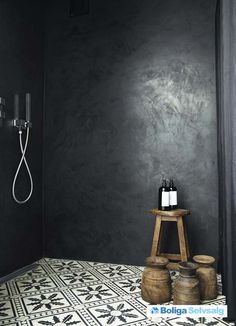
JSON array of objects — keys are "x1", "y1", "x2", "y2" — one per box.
[
  {"x1": 161, "y1": 192, "x2": 169, "y2": 207},
  {"x1": 170, "y1": 191, "x2": 177, "y2": 205}
]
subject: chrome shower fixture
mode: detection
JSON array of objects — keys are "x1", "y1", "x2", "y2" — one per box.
[
  {"x1": 12, "y1": 93, "x2": 32, "y2": 129},
  {"x1": 12, "y1": 93, "x2": 33, "y2": 204},
  {"x1": 0, "y1": 97, "x2": 6, "y2": 120},
  {"x1": 13, "y1": 119, "x2": 32, "y2": 129}
]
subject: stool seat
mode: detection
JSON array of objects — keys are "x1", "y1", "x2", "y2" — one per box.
[
  {"x1": 150, "y1": 208, "x2": 190, "y2": 217},
  {"x1": 149, "y1": 208, "x2": 190, "y2": 266}
]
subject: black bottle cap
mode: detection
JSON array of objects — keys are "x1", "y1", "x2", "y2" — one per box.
[{"x1": 162, "y1": 178, "x2": 167, "y2": 186}]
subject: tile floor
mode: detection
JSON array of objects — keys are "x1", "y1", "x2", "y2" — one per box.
[{"x1": 0, "y1": 258, "x2": 234, "y2": 326}]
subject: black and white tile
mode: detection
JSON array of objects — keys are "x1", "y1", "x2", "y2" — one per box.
[
  {"x1": 88, "y1": 301, "x2": 146, "y2": 325},
  {"x1": 0, "y1": 284, "x2": 8, "y2": 298},
  {"x1": 114, "y1": 278, "x2": 141, "y2": 294},
  {"x1": 72, "y1": 284, "x2": 118, "y2": 304},
  {"x1": 59, "y1": 271, "x2": 98, "y2": 286},
  {"x1": 96, "y1": 265, "x2": 135, "y2": 279},
  {"x1": 49, "y1": 260, "x2": 84, "y2": 273},
  {"x1": 22, "y1": 291, "x2": 71, "y2": 314},
  {"x1": 16, "y1": 276, "x2": 57, "y2": 294},
  {"x1": 29, "y1": 311, "x2": 84, "y2": 326},
  {"x1": 0, "y1": 300, "x2": 15, "y2": 320},
  {"x1": 0, "y1": 258, "x2": 234, "y2": 326},
  {"x1": 16, "y1": 265, "x2": 48, "y2": 281},
  {"x1": 165, "y1": 317, "x2": 232, "y2": 326}
]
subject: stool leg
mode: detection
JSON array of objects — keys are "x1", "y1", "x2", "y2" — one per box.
[
  {"x1": 151, "y1": 216, "x2": 162, "y2": 256},
  {"x1": 177, "y1": 217, "x2": 188, "y2": 262},
  {"x1": 157, "y1": 221, "x2": 163, "y2": 255},
  {"x1": 183, "y1": 219, "x2": 190, "y2": 258}
]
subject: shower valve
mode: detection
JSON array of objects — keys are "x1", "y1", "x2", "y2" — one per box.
[
  {"x1": 0, "y1": 97, "x2": 6, "y2": 119},
  {"x1": 13, "y1": 93, "x2": 32, "y2": 130},
  {"x1": 13, "y1": 119, "x2": 32, "y2": 129}
]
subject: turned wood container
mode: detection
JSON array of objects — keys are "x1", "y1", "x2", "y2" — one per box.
[
  {"x1": 141, "y1": 256, "x2": 171, "y2": 304},
  {"x1": 173, "y1": 261, "x2": 200, "y2": 305},
  {"x1": 193, "y1": 255, "x2": 218, "y2": 300}
]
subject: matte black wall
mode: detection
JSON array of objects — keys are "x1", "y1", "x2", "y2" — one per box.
[
  {"x1": 44, "y1": 0, "x2": 218, "y2": 265},
  {"x1": 0, "y1": 0, "x2": 44, "y2": 277}
]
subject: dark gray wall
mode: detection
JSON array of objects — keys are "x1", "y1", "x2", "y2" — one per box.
[
  {"x1": 0, "y1": 0, "x2": 44, "y2": 277},
  {"x1": 44, "y1": 0, "x2": 218, "y2": 265}
]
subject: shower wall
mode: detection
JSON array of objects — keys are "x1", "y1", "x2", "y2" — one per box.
[
  {"x1": 0, "y1": 0, "x2": 44, "y2": 277},
  {"x1": 44, "y1": 0, "x2": 218, "y2": 265}
]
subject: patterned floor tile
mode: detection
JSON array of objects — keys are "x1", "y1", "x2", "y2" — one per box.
[
  {"x1": 150, "y1": 319, "x2": 170, "y2": 326},
  {"x1": 59, "y1": 270, "x2": 98, "y2": 286},
  {"x1": 0, "y1": 300, "x2": 15, "y2": 320},
  {"x1": 165, "y1": 316, "x2": 231, "y2": 326},
  {"x1": 114, "y1": 277, "x2": 141, "y2": 294},
  {"x1": 28, "y1": 311, "x2": 85, "y2": 326},
  {"x1": 49, "y1": 260, "x2": 84, "y2": 273},
  {"x1": 15, "y1": 276, "x2": 57, "y2": 294},
  {"x1": 88, "y1": 301, "x2": 146, "y2": 325},
  {"x1": 86, "y1": 261, "x2": 110, "y2": 267},
  {"x1": 135, "y1": 296, "x2": 151, "y2": 307},
  {"x1": 0, "y1": 258, "x2": 233, "y2": 326},
  {"x1": 96, "y1": 265, "x2": 135, "y2": 279},
  {"x1": 202, "y1": 295, "x2": 226, "y2": 305},
  {"x1": 15, "y1": 265, "x2": 48, "y2": 281},
  {"x1": 0, "y1": 284, "x2": 8, "y2": 298},
  {"x1": 135, "y1": 266, "x2": 145, "y2": 272},
  {"x1": 72, "y1": 284, "x2": 119, "y2": 303},
  {"x1": 21, "y1": 291, "x2": 71, "y2": 314}
]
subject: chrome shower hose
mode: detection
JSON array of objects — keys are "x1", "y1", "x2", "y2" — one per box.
[{"x1": 12, "y1": 127, "x2": 33, "y2": 204}]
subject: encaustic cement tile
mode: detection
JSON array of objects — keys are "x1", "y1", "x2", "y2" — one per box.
[{"x1": 0, "y1": 258, "x2": 233, "y2": 326}]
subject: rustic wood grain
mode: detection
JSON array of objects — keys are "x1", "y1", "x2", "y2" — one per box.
[{"x1": 149, "y1": 208, "x2": 190, "y2": 263}]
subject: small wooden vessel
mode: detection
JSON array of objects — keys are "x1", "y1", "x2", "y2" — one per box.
[
  {"x1": 173, "y1": 261, "x2": 200, "y2": 305},
  {"x1": 141, "y1": 256, "x2": 171, "y2": 304},
  {"x1": 193, "y1": 255, "x2": 218, "y2": 300}
]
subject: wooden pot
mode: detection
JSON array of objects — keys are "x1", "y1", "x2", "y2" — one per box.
[
  {"x1": 173, "y1": 261, "x2": 200, "y2": 305},
  {"x1": 141, "y1": 256, "x2": 171, "y2": 304},
  {"x1": 193, "y1": 255, "x2": 218, "y2": 300}
]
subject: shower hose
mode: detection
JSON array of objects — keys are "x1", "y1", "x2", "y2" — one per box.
[{"x1": 12, "y1": 127, "x2": 33, "y2": 204}]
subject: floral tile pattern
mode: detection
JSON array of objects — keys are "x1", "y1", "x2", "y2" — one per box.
[
  {"x1": 99, "y1": 265, "x2": 135, "y2": 278},
  {"x1": 72, "y1": 284, "x2": 118, "y2": 303},
  {"x1": 0, "y1": 300, "x2": 15, "y2": 320},
  {"x1": 49, "y1": 260, "x2": 84, "y2": 273},
  {"x1": 59, "y1": 271, "x2": 98, "y2": 285},
  {"x1": 114, "y1": 278, "x2": 141, "y2": 293},
  {"x1": 16, "y1": 265, "x2": 48, "y2": 281},
  {"x1": 165, "y1": 316, "x2": 232, "y2": 326},
  {"x1": 22, "y1": 291, "x2": 71, "y2": 313},
  {"x1": 29, "y1": 311, "x2": 84, "y2": 326},
  {"x1": 0, "y1": 284, "x2": 8, "y2": 298},
  {"x1": 16, "y1": 276, "x2": 57, "y2": 293},
  {"x1": 0, "y1": 258, "x2": 234, "y2": 326},
  {"x1": 88, "y1": 301, "x2": 146, "y2": 325}
]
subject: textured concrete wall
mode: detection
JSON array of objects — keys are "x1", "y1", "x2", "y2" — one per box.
[
  {"x1": 0, "y1": 0, "x2": 43, "y2": 277},
  {"x1": 44, "y1": 0, "x2": 218, "y2": 265}
]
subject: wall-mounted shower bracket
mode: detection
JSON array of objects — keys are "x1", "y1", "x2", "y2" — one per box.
[
  {"x1": 13, "y1": 119, "x2": 32, "y2": 129},
  {"x1": 0, "y1": 97, "x2": 6, "y2": 119}
]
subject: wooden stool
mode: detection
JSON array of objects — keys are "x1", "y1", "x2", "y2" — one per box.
[{"x1": 149, "y1": 209, "x2": 190, "y2": 265}]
